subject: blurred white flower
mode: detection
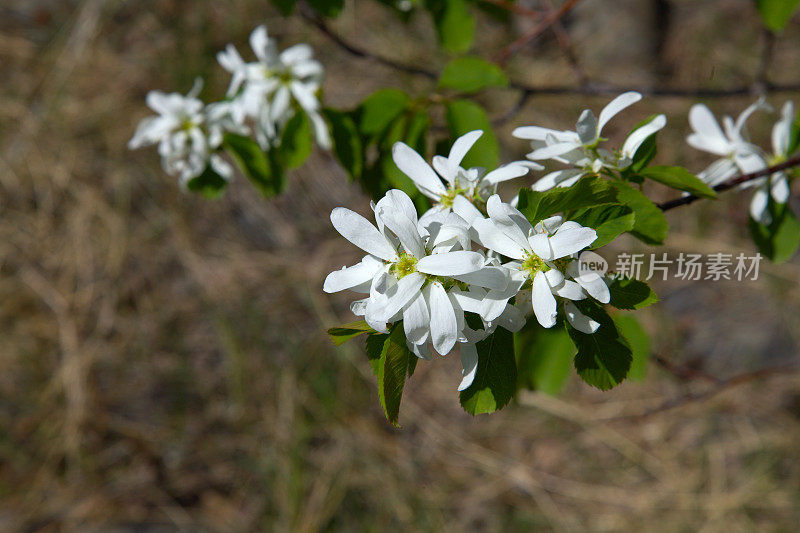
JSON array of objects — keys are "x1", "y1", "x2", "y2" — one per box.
[
  {"x1": 129, "y1": 80, "x2": 233, "y2": 185},
  {"x1": 688, "y1": 99, "x2": 793, "y2": 224},
  {"x1": 218, "y1": 25, "x2": 330, "y2": 150}
]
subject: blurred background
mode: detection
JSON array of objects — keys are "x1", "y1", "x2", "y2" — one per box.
[{"x1": 2, "y1": 0, "x2": 800, "y2": 530}]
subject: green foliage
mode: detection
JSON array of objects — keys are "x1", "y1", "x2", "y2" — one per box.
[
  {"x1": 186, "y1": 164, "x2": 229, "y2": 198},
  {"x1": 327, "y1": 320, "x2": 375, "y2": 346},
  {"x1": 608, "y1": 277, "x2": 659, "y2": 310},
  {"x1": 460, "y1": 328, "x2": 517, "y2": 415},
  {"x1": 748, "y1": 200, "x2": 800, "y2": 263},
  {"x1": 572, "y1": 205, "x2": 635, "y2": 249},
  {"x1": 756, "y1": 0, "x2": 800, "y2": 31},
  {"x1": 358, "y1": 89, "x2": 410, "y2": 137},
  {"x1": 277, "y1": 110, "x2": 312, "y2": 169},
  {"x1": 568, "y1": 302, "x2": 632, "y2": 391},
  {"x1": 611, "y1": 182, "x2": 669, "y2": 245},
  {"x1": 324, "y1": 108, "x2": 363, "y2": 181},
  {"x1": 439, "y1": 56, "x2": 508, "y2": 93},
  {"x1": 382, "y1": 111, "x2": 431, "y2": 198},
  {"x1": 515, "y1": 322, "x2": 575, "y2": 395},
  {"x1": 425, "y1": 0, "x2": 475, "y2": 53},
  {"x1": 517, "y1": 176, "x2": 619, "y2": 224},
  {"x1": 223, "y1": 133, "x2": 285, "y2": 197},
  {"x1": 638, "y1": 166, "x2": 717, "y2": 198},
  {"x1": 365, "y1": 323, "x2": 415, "y2": 427},
  {"x1": 445, "y1": 99, "x2": 499, "y2": 169},
  {"x1": 613, "y1": 314, "x2": 650, "y2": 381}
]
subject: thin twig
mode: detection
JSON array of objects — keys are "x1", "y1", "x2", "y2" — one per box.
[
  {"x1": 481, "y1": 0, "x2": 543, "y2": 20},
  {"x1": 305, "y1": 13, "x2": 800, "y2": 100},
  {"x1": 605, "y1": 363, "x2": 799, "y2": 421},
  {"x1": 658, "y1": 155, "x2": 800, "y2": 211},
  {"x1": 494, "y1": 0, "x2": 583, "y2": 66}
]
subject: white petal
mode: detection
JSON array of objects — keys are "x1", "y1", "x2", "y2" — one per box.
[
  {"x1": 392, "y1": 142, "x2": 446, "y2": 197},
  {"x1": 451, "y1": 286, "x2": 488, "y2": 314},
  {"x1": 527, "y1": 233, "x2": 553, "y2": 261},
  {"x1": 409, "y1": 341, "x2": 432, "y2": 360},
  {"x1": 576, "y1": 109, "x2": 599, "y2": 145},
  {"x1": 416, "y1": 251, "x2": 484, "y2": 276},
  {"x1": 528, "y1": 142, "x2": 581, "y2": 160},
  {"x1": 403, "y1": 292, "x2": 430, "y2": 345},
  {"x1": 622, "y1": 114, "x2": 667, "y2": 158},
  {"x1": 330, "y1": 208, "x2": 398, "y2": 261},
  {"x1": 323, "y1": 256, "x2": 382, "y2": 293},
  {"x1": 597, "y1": 92, "x2": 642, "y2": 136},
  {"x1": 771, "y1": 174, "x2": 790, "y2": 203},
  {"x1": 377, "y1": 206, "x2": 426, "y2": 258},
  {"x1": 308, "y1": 110, "x2": 332, "y2": 149},
  {"x1": 512, "y1": 125, "x2": 576, "y2": 141},
  {"x1": 458, "y1": 343, "x2": 479, "y2": 391},
  {"x1": 453, "y1": 266, "x2": 509, "y2": 290},
  {"x1": 289, "y1": 82, "x2": 319, "y2": 113},
  {"x1": 482, "y1": 163, "x2": 530, "y2": 186},
  {"x1": 687, "y1": 104, "x2": 730, "y2": 155},
  {"x1": 553, "y1": 279, "x2": 586, "y2": 300},
  {"x1": 532, "y1": 271, "x2": 557, "y2": 328},
  {"x1": 565, "y1": 302, "x2": 600, "y2": 334},
  {"x1": 481, "y1": 270, "x2": 526, "y2": 321},
  {"x1": 750, "y1": 186, "x2": 770, "y2": 223},
  {"x1": 448, "y1": 130, "x2": 483, "y2": 170},
  {"x1": 428, "y1": 283, "x2": 458, "y2": 355},
  {"x1": 549, "y1": 226, "x2": 597, "y2": 259},
  {"x1": 773, "y1": 101, "x2": 794, "y2": 156},
  {"x1": 451, "y1": 195, "x2": 483, "y2": 225},
  {"x1": 544, "y1": 268, "x2": 564, "y2": 287},
  {"x1": 568, "y1": 262, "x2": 610, "y2": 303},
  {"x1": 486, "y1": 195, "x2": 535, "y2": 246},
  {"x1": 494, "y1": 303, "x2": 526, "y2": 333},
  {"x1": 378, "y1": 272, "x2": 425, "y2": 322},
  {"x1": 280, "y1": 43, "x2": 314, "y2": 65},
  {"x1": 472, "y1": 219, "x2": 527, "y2": 259},
  {"x1": 532, "y1": 169, "x2": 582, "y2": 192},
  {"x1": 377, "y1": 189, "x2": 419, "y2": 225}
]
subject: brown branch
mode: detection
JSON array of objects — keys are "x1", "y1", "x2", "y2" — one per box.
[
  {"x1": 305, "y1": 13, "x2": 800, "y2": 102},
  {"x1": 605, "y1": 363, "x2": 799, "y2": 421},
  {"x1": 657, "y1": 155, "x2": 800, "y2": 211},
  {"x1": 494, "y1": 0, "x2": 583, "y2": 66},
  {"x1": 481, "y1": 0, "x2": 543, "y2": 20}
]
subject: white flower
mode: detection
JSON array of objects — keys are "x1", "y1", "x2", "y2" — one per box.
[
  {"x1": 218, "y1": 25, "x2": 330, "y2": 150},
  {"x1": 129, "y1": 79, "x2": 233, "y2": 185},
  {"x1": 687, "y1": 99, "x2": 792, "y2": 224},
  {"x1": 513, "y1": 92, "x2": 666, "y2": 190},
  {"x1": 323, "y1": 189, "x2": 490, "y2": 356},
  {"x1": 473, "y1": 195, "x2": 600, "y2": 330},
  {"x1": 392, "y1": 130, "x2": 538, "y2": 225}
]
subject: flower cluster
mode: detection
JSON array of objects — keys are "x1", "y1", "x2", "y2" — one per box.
[
  {"x1": 686, "y1": 98, "x2": 796, "y2": 224},
  {"x1": 512, "y1": 91, "x2": 667, "y2": 191},
  {"x1": 129, "y1": 25, "x2": 327, "y2": 186},
  {"x1": 325, "y1": 130, "x2": 610, "y2": 390}
]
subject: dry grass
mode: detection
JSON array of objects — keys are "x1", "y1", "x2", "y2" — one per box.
[{"x1": 1, "y1": 0, "x2": 800, "y2": 531}]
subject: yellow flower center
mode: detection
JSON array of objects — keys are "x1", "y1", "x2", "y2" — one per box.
[
  {"x1": 521, "y1": 251, "x2": 550, "y2": 276},
  {"x1": 391, "y1": 253, "x2": 418, "y2": 279}
]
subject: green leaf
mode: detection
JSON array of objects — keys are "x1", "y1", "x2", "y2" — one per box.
[
  {"x1": 358, "y1": 89, "x2": 409, "y2": 137},
  {"x1": 516, "y1": 176, "x2": 619, "y2": 224},
  {"x1": 307, "y1": 0, "x2": 344, "y2": 17},
  {"x1": 185, "y1": 164, "x2": 229, "y2": 199},
  {"x1": 787, "y1": 109, "x2": 800, "y2": 155},
  {"x1": 572, "y1": 205, "x2": 635, "y2": 248},
  {"x1": 608, "y1": 277, "x2": 659, "y2": 310},
  {"x1": 748, "y1": 200, "x2": 800, "y2": 263},
  {"x1": 366, "y1": 323, "x2": 413, "y2": 426},
  {"x1": 323, "y1": 108, "x2": 363, "y2": 181},
  {"x1": 269, "y1": 0, "x2": 297, "y2": 15},
  {"x1": 382, "y1": 111, "x2": 431, "y2": 198},
  {"x1": 638, "y1": 166, "x2": 717, "y2": 198},
  {"x1": 756, "y1": 0, "x2": 800, "y2": 32},
  {"x1": 425, "y1": 0, "x2": 475, "y2": 53},
  {"x1": 445, "y1": 99, "x2": 499, "y2": 169},
  {"x1": 460, "y1": 328, "x2": 517, "y2": 415},
  {"x1": 439, "y1": 56, "x2": 508, "y2": 94},
  {"x1": 613, "y1": 314, "x2": 650, "y2": 381},
  {"x1": 223, "y1": 133, "x2": 285, "y2": 197},
  {"x1": 515, "y1": 323, "x2": 576, "y2": 395},
  {"x1": 568, "y1": 302, "x2": 632, "y2": 391},
  {"x1": 611, "y1": 182, "x2": 669, "y2": 245},
  {"x1": 277, "y1": 111, "x2": 312, "y2": 169},
  {"x1": 327, "y1": 320, "x2": 375, "y2": 346}
]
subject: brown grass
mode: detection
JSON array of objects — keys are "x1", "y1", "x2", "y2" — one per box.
[{"x1": 1, "y1": 0, "x2": 800, "y2": 531}]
